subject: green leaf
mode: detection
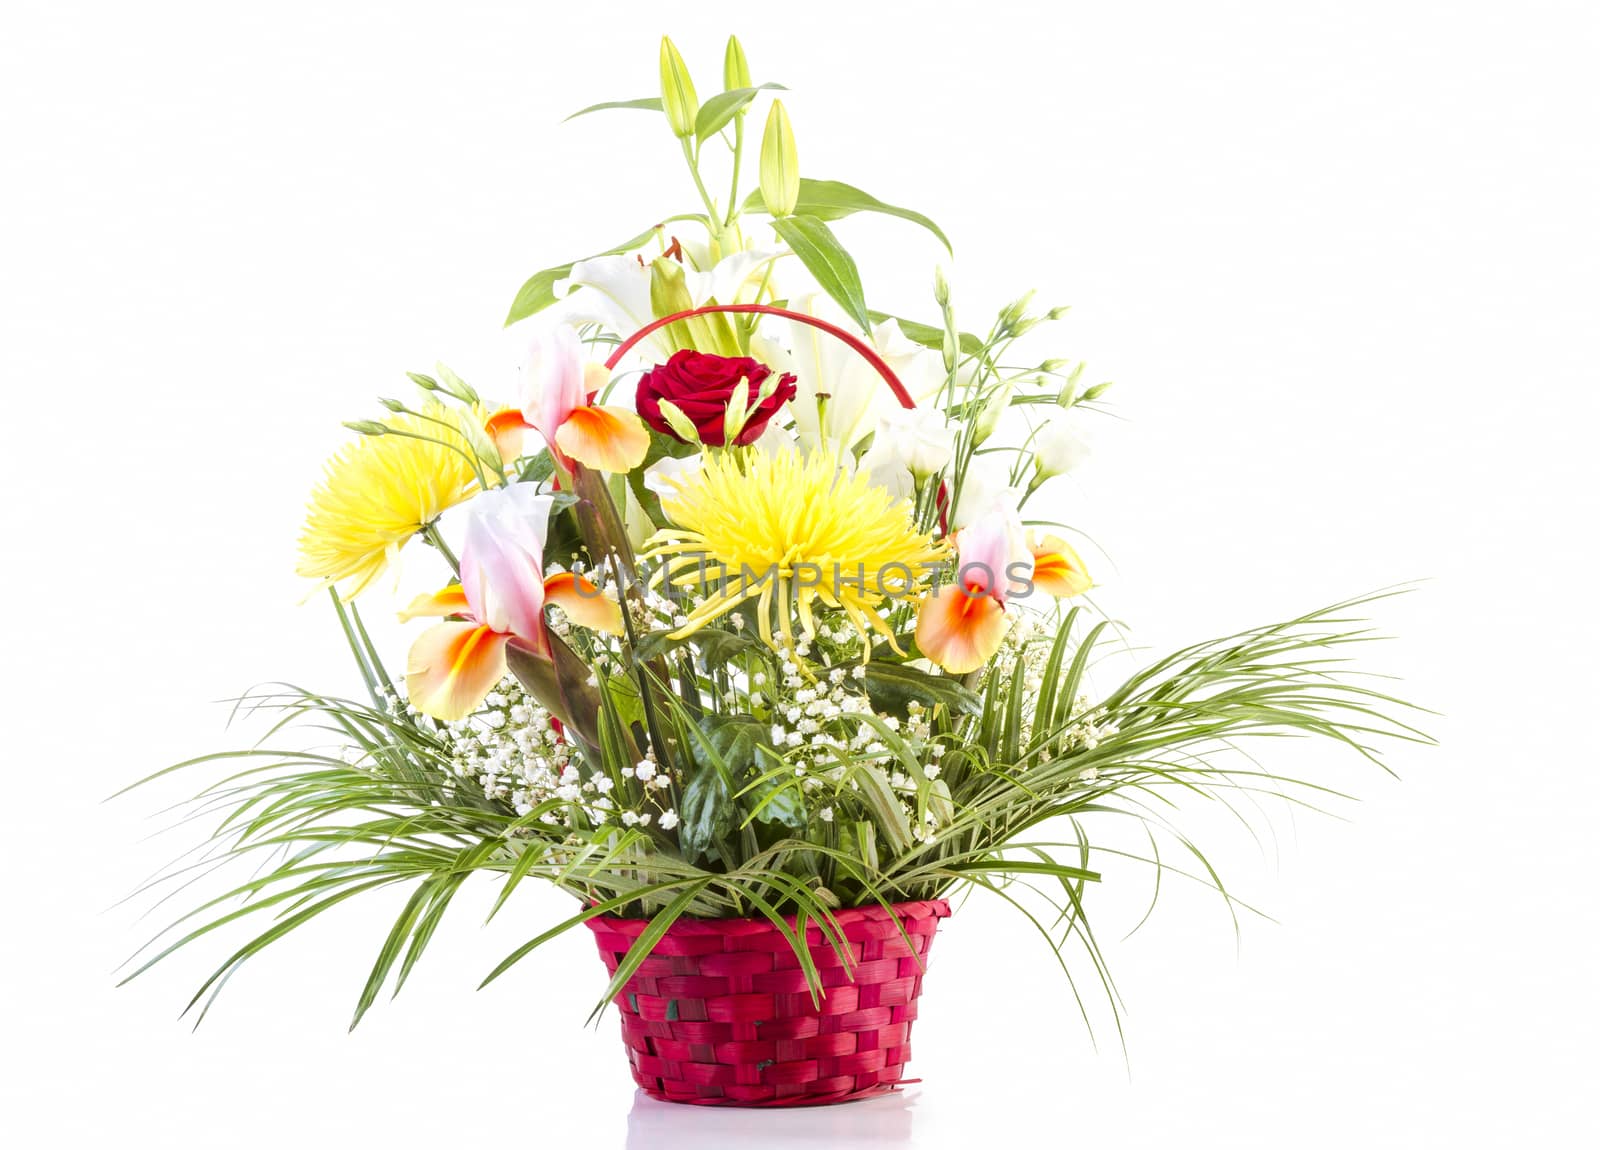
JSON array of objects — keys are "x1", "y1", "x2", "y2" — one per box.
[
  {"x1": 505, "y1": 221, "x2": 692, "y2": 327},
  {"x1": 504, "y1": 637, "x2": 604, "y2": 753},
  {"x1": 695, "y1": 714, "x2": 767, "y2": 776},
  {"x1": 867, "y1": 310, "x2": 985, "y2": 357},
  {"x1": 679, "y1": 761, "x2": 734, "y2": 865},
  {"x1": 850, "y1": 764, "x2": 912, "y2": 854},
  {"x1": 518, "y1": 449, "x2": 555, "y2": 484},
  {"x1": 862, "y1": 662, "x2": 983, "y2": 718},
  {"x1": 563, "y1": 96, "x2": 663, "y2": 122},
  {"x1": 746, "y1": 177, "x2": 951, "y2": 254},
  {"x1": 632, "y1": 627, "x2": 761, "y2": 666},
  {"x1": 771, "y1": 215, "x2": 871, "y2": 333},
  {"x1": 695, "y1": 83, "x2": 787, "y2": 144},
  {"x1": 746, "y1": 762, "x2": 806, "y2": 830},
  {"x1": 589, "y1": 879, "x2": 714, "y2": 1022}
]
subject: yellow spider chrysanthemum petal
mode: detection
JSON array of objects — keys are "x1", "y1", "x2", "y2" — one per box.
[
  {"x1": 642, "y1": 449, "x2": 948, "y2": 656},
  {"x1": 297, "y1": 403, "x2": 482, "y2": 599}
]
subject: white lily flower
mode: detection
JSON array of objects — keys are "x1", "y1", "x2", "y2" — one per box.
[
  {"x1": 750, "y1": 294, "x2": 942, "y2": 453},
  {"x1": 555, "y1": 249, "x2": 782, "y2": 358}
]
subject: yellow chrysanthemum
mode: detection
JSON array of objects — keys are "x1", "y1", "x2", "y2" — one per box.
[
  {"x1": 643, "y1": 449, "x2": 948, "y2": 655},
  {"x1": 297, "y1": 402, "x2": 483, "y2": 598}
]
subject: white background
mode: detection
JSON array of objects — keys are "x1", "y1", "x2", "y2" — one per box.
[{"x1": 3, "y1": 1, "x2": 1597, "y2": 1146}]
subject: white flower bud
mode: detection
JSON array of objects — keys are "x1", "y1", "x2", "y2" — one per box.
[{"x1": 1032, "y1": 419, "x2": 1092, "y2": 479}]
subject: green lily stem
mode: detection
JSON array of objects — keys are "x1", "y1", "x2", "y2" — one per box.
[
  {"x1": 422, "y1": 522, "x2": 460, "y2": 576},
  {"x1": 724, "y1": 114, "x2": 745, "y2": 229},
  {"x1": 681, "y1": 139, "x2": 723, "y2": 246}
]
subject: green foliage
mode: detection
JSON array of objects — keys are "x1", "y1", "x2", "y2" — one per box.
[
  {"x1": 745, "y1": 177, "x2": 952, "y2": 253},
  {"x1": 771, "y1": 215, "x2": 871, "y2": 331},
  {"x1": 122, "y1": 591, "x2": 1427, "y2": 1040}
]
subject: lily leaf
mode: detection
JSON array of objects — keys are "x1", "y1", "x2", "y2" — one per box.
[
  {"x1": 771, "y1": 215, "x2": 871, "y2": 333},
  {"x1": 563, "y1": 96, "x2": 663, "y2": 122},
  {"x1": 505, "y1": 218, "x2": 697, "y2": 327},
  {"x1": 695, "y1": 83, "x2": 788, "y2": 145},
  {"x1": 746, "y1": 177, "x2": 952, "y2": 254},
  {"x1": 867, "y1": 310, "x2": 985, "y2": 357}
]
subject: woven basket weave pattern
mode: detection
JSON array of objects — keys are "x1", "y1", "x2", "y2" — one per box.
[{"x1": 587, "y1": 899, "x2": 950, "y2": 1106}]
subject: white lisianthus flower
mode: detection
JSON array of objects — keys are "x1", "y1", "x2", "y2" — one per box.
[
  {"x1": 862, "y1": 407, "x2": 956, "y2": 481},
  {"x1": 951, "y1": 458, "x2": 1025, "y2": 531},
  {"x1": 1032, "y1": 418, "x2": 1092, "y2": 480},
  {"x1": 642, "y1": 453, "x2": 703, "y2": 502}
]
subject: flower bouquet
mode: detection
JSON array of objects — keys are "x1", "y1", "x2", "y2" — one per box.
[{"x1": 122, "y1": 35, "x2": 1425, "y2": 1108}]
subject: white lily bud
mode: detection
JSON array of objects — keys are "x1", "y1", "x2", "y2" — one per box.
[
  {"x1": 724, "y1": 36, "x2": 751, "y2": 92},
  {"x1": 655, "y1": 399, "x2": 702, "y2": 444},
  {"x1": 759, "y1": 100, "x2": 799, "y2": 216},
  {"x1": 722, "y1": 383, "x2": 752, "y2": 444},
  {"x1": 659, "y1": 37, "x2": 699, "y2": 139}
]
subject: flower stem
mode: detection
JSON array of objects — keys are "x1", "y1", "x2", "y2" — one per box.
[
  {"x1": 422, "y1": 521, "x2": 460, "y2": 576},
  {"x1": 681, "y1": 139, "x2": 722, "y2": 246}
]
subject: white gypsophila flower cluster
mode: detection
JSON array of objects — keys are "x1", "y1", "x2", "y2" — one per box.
[
  {"x1": 756, "y1": 653, "x2": 952, "y2": 844},
  {"x1": 393, "y1": 674, "x2": 677, "y2": 832}
]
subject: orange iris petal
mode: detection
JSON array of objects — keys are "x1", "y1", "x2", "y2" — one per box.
[
  {"x1": 915, "y1": 584, "x2": 1009, "y2": 675},
  {"x1": 543, "y1": 571, "x2": 624, "y2": 635},
  {"x1": 554, "y1": 405, "x2": 650, "y2": 473},
  {"x1": 405, "y1": 621, "x2": 510, "y2": 721},
  {"x1": 485, "y1": 408, "x2": 531, "y2": 465},
  {"x1": 398, "y1": 583, "x2": 471, "y2": 621},
  {"x1": 1030, "y1": 535, "x2": 1092, "y2": 598}
]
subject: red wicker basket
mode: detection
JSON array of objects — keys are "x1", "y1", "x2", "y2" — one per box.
[{"x1": 586, "y1": 899, "x2": 950, "y2": 1106}]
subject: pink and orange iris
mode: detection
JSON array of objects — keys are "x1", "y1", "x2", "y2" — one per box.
[
  {"x1": 915, "y1": 519, "x2": 1092, "y2": 675},
  {"x1": 403, "y1": 484, "x2": 621, "y2": 721},
  {"x1": 486, "y1": 326, "x2": 650, "y2": 474}
]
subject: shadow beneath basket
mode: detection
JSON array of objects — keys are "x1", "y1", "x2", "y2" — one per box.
[{"x1": 626, "y1": 1087, "x2": 920, "y2": 1148}]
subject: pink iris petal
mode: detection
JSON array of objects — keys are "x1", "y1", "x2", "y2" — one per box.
[
  {"x1": 955, "y1": 510, "x2": 1032, "y2": 605},
  {"x1": 523, "y1": 326, "x2": 588, "y2": 445},
  {"x1": 458, "y1": 483, "x2": 554, "y2": 641}
]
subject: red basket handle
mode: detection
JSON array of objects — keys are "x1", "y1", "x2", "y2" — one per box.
[
  {"x1": 603, "y1": 301, "x2": 948, "y2": 530},
  {"x1": 603, "y1": 303, "x2": 918, "y2": 410}
]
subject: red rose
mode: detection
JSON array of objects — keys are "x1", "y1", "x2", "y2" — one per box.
[{"x1": 635, "y1": 349, "x2": 798, "y2": 447}]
